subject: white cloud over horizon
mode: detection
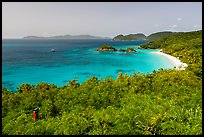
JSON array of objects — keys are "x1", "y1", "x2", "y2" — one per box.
[
  {"x1": 2, "y1": 2, "x2": 202, "y2": 38},
  {"x1": 177, "y1": 18, "x2": 183, "y2": 21},
  {"x1": 154, "y1": 23, "x2": 162, "y2": 27},
  {"x1": 170, "y1": 24, "x2": 178, "y2": 28},
  {"x1": 193, "y1": 25, "x2": 201, "y2": 29}
]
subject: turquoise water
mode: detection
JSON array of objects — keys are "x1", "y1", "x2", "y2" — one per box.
[{"x1": 2, "y1": 39, "x2": 174, "y2": 92}]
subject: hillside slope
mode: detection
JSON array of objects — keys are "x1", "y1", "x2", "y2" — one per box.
[
  {"x1": 113, "y1": 33, "x2": 147, "y2": 41},
  {"x1": 147, "y1": 31, "x2": 177, "y2": 41},
  {"x1": 140, "y1": 30, "x2": 202, "y2": 78},
  {"x1": 112, "y1": 31, "x2": 177, "y2": 41},
  {"x1": 2, "y1": 30, "x2": 202, "y2": 135}
]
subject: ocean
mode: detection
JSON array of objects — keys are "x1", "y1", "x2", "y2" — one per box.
[{"x1": 2, "y1": 39, "x2": 174, "y2": 92}]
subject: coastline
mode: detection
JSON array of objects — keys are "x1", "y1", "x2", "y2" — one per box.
[{"x1": 150, "y1": 50, "x2": 188, "y2": 70}]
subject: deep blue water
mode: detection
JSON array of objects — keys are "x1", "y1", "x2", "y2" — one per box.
[{"x1": 2, "y1": 39, "x2": 174, "y2": 92}]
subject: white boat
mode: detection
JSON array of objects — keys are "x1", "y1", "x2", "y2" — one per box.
[{"x1": 51, "y1": 49, "x2": 55, "y2": 52}]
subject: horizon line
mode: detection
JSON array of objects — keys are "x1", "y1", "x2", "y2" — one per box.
[{"x1": 2, "y1": 29, "x2": 202, "y2": 39}]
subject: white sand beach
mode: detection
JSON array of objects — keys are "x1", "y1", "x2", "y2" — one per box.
[{"x1": 151, "y1": 51, "x2": 188, "y2": 70}]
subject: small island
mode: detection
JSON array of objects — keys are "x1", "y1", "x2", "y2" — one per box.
[
  {"x1": 96, "y1": 44, "x2": 117, "y2": 51},
  {"x1": 124, "y1": 48, "x2": 137, "y2": 52},
  {"x1": 118, "y1": 48, "x2": 137, "y2": 52},
  {"x1": 96, "y1": 45, "x2": 137, "y2": 53}
]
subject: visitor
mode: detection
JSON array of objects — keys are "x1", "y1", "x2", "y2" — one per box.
[{"x1": 33, "y1": 108, "x2": 40, "y2": 121}]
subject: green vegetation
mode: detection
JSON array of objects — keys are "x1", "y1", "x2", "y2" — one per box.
[
  {"x1": 112, "y1": 31, "x2": 177, "y2": 41},
  {"x1": 99, "y1": 44, "x2": 116, "y2": 49},
  {"x1": 113, "y1": 33, "x2": 146, "y2": 41},
  {"x1": 2, "y1": 30, "x2": 202, "y2": 135},
  {"x1": 113, "y1": 34, "x2": 146, "y2": 41},
  {"x1": 96, "y1": 44, "x2": 117, "y2": 51},
  {"x1": 140, "y1": 30, "x2": 202, "y2": 78},
  {"x1": 147, "y1": 31, "x2": 177, "y2": 41},
  {"x1": 118, "y1": 48, "x2": 137, "y2": 53},
  {"x1": 118, "y1": 48, "x2": 126, "y2": 52},
  {"x1": 96, "y1": 45, "x2": 137, "y2": 53},
  {"x1": 126, "y1": 48, "x2": 137, "y2": 52}
]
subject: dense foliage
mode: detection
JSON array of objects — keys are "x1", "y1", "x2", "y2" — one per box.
[
  {"x1": 96, "y1": 45, "x2": 137, "y2": 53},
  {"x1": 99, "y1": 44, "x2": 116, "y2": 49},
  {"x1": 113, "y1": 33, "x2": 146, "y2": 41},
  {"x1": 96, "y1": 44, "x2": 117, "y2": 51},
  {"x1": 2, "y1": 30, "x2": 202, "y2": 135},
  {"x1": 112, "y1": 31, "x2": 177, "y2": 41},
  {"x1": 146, "y1": 31, "x2": 177, "y2": 41},
  {"x1": 125, "y1": 48, "x2": 137, "y2": 52},
  {"x1": 140, "y1": 30, "x2": 202, "y2": 78},
  {"x1": 118, "y1": 48, "x2": 137, "y2": 53}
]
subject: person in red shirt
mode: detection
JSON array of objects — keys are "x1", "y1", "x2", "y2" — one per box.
[{"x1": 33, "y1": 108, "x2": 40, "y2": 121}]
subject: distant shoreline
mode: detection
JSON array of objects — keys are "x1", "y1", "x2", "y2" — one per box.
[
  {"x1": 2, "y1": 38, "x2": 111, "y2": 40},
  {"x1": 150, "y1": 50, "x2": 188, "y2": 70}
]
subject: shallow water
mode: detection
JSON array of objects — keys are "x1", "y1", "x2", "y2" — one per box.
[{"x1": 2, "y1": 39, "x2": 174, "y2": 92}]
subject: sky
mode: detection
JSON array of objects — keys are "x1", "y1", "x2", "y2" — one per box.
[{"x1": 2, "y1": 2, "x2": 202, "y2": 38}]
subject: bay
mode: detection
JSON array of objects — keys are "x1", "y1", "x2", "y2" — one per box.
[{"x1": 2, "y1": 39, "x2": 174, "y2": 92}]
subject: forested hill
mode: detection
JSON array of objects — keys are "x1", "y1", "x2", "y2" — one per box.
[
  {"x1": 146, "y1": 31, "x2": 177, "y2": 41},
  {"x1": 113, "y1": 33, "x2": 146, "y2": 41},
  {"x1": 2, "y1": 30, "x2": 202, "y2": 135},
  {"x1": 140, "y1": 30, "x2": 202, "y2": 78},
  {"x1": 112, "y1": 31, "x2": 177, "y2": 41}
]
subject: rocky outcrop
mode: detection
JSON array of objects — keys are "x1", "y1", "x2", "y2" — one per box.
[
  {"x1": 118, "y1": 48, "x2": 137, "y2": 53},
  {"x1": 125, "y1": 48, "x2": 137, "y2": 52},
  {"x1": 96, "y1": 45, "x2": 117, "y2": 51},
  {"x1": 96, "y1": 45, "x2": 137, "y2": 53}
]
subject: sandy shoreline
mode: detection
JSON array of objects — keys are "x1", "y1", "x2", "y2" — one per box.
[{"x1": 150, "y1": 51, "x2": 188, "y2": 70}]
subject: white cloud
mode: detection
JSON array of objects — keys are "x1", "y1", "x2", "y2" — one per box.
[
  {"x1": 154, "y1": 23, "x2": 162, "y2": 27},
  {"x1": 168, "y1": 24, "x2": 178, "y2": 32},
  {"x1": 193, "y1": 25, "x2": 200, "y2": 28},
  {"x1": 170, "y1": 24, "x2": 178, "y2": 28},
  {"x1": 177, "y1": 18, "x2": 183, "y2": 21}
]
